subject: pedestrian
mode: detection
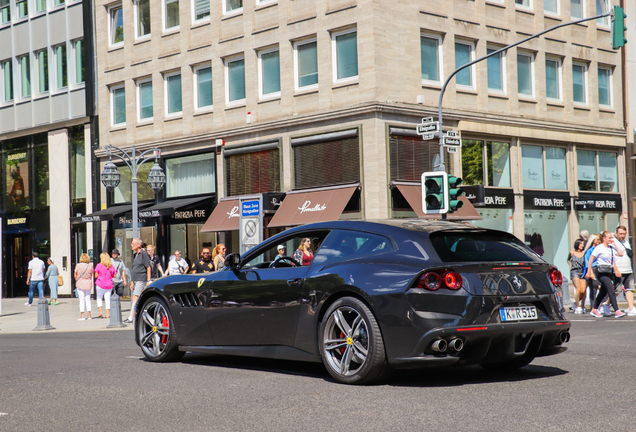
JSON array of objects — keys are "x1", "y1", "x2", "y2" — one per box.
[
  {"x1": 94, "y1": 252, "x2": 116, "y2": 319},
  {"x1": 167, "y1": 250, "x2": 189, "y2": 275},
  {"x1": 124, "y1": 238, "x2": 151, "y2": 324},
  {"x1": 614, "y1": 225, "x2": 636, "y2": 316},
  {"x1": 579, "y1": 230, "x2": 590, "y2": 242},
  {"x1": 110, "y1": 249, "x2": 128, "y2": 297},
  {"x1": 45, "y1": 257, "x2": 59, "y2": 305},
  {"x1": 74, "y1": 253, "x2": 94, "y2": 320},
  {"x1": 568, "y1": 239, "x2": 586, "y2": 313},
  {"x1": 292, "y1": 238, "x2": 314, "y2": 266},
  {"x1": 25, "y1": 251, "x2": 46, "y2": 306},
  {"x1": 587, "y1": 231, "x2": 626, "y2": 318},
  {"x1": 212, "y1": 244, "x2": 227, "y2": 271},
  {"x1": 584, "y1": 234, "x2": 600, "y2": 310},
  {"x1": 191, "y1": 247, "x2": 215, "y2": 273},
  {"x1": 146, "y1": 244, "x2": 164, "y2": 281}
]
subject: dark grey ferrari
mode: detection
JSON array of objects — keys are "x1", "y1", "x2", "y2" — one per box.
[{"x1": 134, "y1": 220, "x2": 570, "y2": 384}]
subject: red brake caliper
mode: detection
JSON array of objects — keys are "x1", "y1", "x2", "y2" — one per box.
[
  {"x1": 339, "y1": 331, "x2": 346, "y2": 355},
  {"x1": 161, "y1": 315, "x2": 169, "y2": 344}
]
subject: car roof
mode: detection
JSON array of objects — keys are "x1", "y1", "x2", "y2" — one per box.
[{"x1": 279, "y1": 219, "x2": 481, "y2": 237}]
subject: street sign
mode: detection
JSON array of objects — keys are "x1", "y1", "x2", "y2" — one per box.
[
  {"x1": 443, "y1": 137, "x2": 461, "y2": 147},
  {"x1": 421, "y1": 133, "x2": 435, "y2": 140},
  {"x1": 447, "y1": 146, "x2": 458, "y2": 153},
  {"x1": 417, "y1": 122, "x2": 440, "y2": 135},
  {"x1": 445, "y1": 130, "x2": 458, "y2": 137},
  {"x1": 422, "y1": 117, "x2": 434, "y2": 123}
]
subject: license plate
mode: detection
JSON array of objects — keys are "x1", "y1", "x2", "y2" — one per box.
[{"x1": 500, "y1": 306, "x2": 537, "y2": 322}]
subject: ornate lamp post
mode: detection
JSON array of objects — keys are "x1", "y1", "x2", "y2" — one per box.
[{"x1": 100, "y1": 145, "x2": 166, "y2": 239}]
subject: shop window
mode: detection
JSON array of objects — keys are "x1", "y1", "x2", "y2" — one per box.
[
  {"x1": 454, "y1": 39, "x2": 474, "y2": 88},
  {"x1": 293, "y1": 134, "x2": 360, "y2": 189},
  {"x1": 258, "y1": 48, "x2": 281, "y2": 99},
  {"x1": 2, "y1": 59, "x2": 13, "y2": 102},
  {"x1": 461, "y1": 140, "x2": 511, "y2": 187},
  {"x1": 522, "y1": 144, "x2": 567, "y2": 190},
  {"x1": 572, "y1": 61, "x2": 587, "y2": 104},
  {"x1": 225, "y1": 145, "x2": 280, "y2": 196},
  {"x1": 194, "y1": 65, "x2": 213, "y2": 109},
  {"x1": 165, "y1": 71, "x2": 182, "y2": 115},
  {"x1": 193, "y1": 0, "x2": 210, "y2": 22},
  {"x1": 1, "y1": 0, "x2": 10, "y2": 24},
  {"x1": 421, "y1": 33, "x2": 442, "y2": 84},
  {"x1": 164, "y1": 0, "x2": 179, "y2": 31},
  {"x1": 137, "y1": 77, "x2": 153, "y2": 121},
  {"x1": 517, "y1": 51, "x2": 534, "y2": 97},
  {"x1": 524, "y1": 210, "x2": 569, "y2": 277},
  {"x1": 37, "y1": 50, "x2": 49, "y2": 94},
  {"x1": 577, "y1": 150, "x2": 617, "y2": 192},
  {"x1": 545, "y1": 56, "x2": 561, "y2": 100},
  {"x1": 225, "y1": 56, "x2": 245, "y2": 104},
  {"x1": 135, "y1": 0, "x2": 151, "y2": 39},
  {"x1": 597, "y1": 66, "x2": 612, "y2": 107},
  {"x1": 109, "y1": 4, "x2": 124, "y2": 47},
  {"x1": 6, "y1": 150, "x2": 29, "y2": 212},
  {"x1": 166, "y1": 153, "x2": 215, "y2": 197},
  {"x1": 472, "y1": 209, "x2": 514, "y2": 234},
  {"x1": 34, "y1": 144, "x2": 49, "y2": 208},
  {"x1": 113, "y1": 163, "x2": 154, "y2": 204},
  {"x1": 70, "y1": 125, "x2": 86, "y2": 203},
  {"x1": 332, "y1": 29, "x2": 358, "y2": 83},
  {"x1": 224, "y1": 0, "x2": 242, "y2": 14},
  {"x1": 487, "y1": 46, "x2": 504, "y2": 92},
  {"x1": 571, "y1": 0, "x2": 583, "y2": 19},
  {"x1": 294, "y1": 39, "x2": 318, "y2": 90}
]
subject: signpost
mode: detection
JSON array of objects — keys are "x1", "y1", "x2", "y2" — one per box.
[
  {"x1": 239, "y1": 196, "x2": 263, "y2": 254},
  {"x1": 416, "y1": 117, "x2": 440, "y2": 142}
]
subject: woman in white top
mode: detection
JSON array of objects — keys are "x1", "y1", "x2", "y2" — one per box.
[{"x1": 586, "y1": 231, "x2": 626, "y2": 318}]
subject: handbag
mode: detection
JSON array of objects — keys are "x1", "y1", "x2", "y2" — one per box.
[
  {"x1": 597, "y1": 265, "x2": 613, "y2": 274},
  {"x1": 58, "y1": 275, "x2": 64, "y2": 286}
]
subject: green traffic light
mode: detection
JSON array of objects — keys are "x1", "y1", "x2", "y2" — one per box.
[
  {"x1": 447, "y1": 176, "x2": 465, "y2": 213},
  {"x1": 612, "y1": 6, "x2": 627, "y2": 50}
]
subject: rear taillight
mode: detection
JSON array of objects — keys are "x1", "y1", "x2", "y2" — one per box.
[
  {"x1": 549, "y1": 267, "x2": 563, "y2": 287},
  {"x1": 418, "y1": 271, "x2": 463, "y2": 291}
]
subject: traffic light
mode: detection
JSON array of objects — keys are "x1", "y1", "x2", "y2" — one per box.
[
  {"x1": 422, "y1": 171, "x2": 448, "y2": 214},
  {"x1": 447, "y1": 175, "x2": 465, "y2": 213},
  {"x1": 612, "y1": 6, "x2": 627, "y2": 49}
]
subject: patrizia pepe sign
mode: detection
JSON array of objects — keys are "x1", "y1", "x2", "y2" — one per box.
[
  {"x1": 298, "y1": 201, "x2": 327, "y2": 214},
  {"x1": 574, "y1": 194, "x2": 622, "y2": 212},
  {"x1": 523, "y1": 192, "x2": 570, "y2": 210}
]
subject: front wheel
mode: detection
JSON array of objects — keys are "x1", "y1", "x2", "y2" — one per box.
[
  {"x1": 138, "y1": 297, "x2": 185, "y2": 362},
  {"x1": 319, "y1": 297, "x2": 390, "y2": 384}
]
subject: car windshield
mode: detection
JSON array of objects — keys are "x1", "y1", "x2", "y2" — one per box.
[{"x1": 429, "y1": 231, "x2": 543, "y2": 263}]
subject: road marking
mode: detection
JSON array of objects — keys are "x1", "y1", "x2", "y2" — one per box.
[
  {"x1": 0, "y1": 413, "x2": 8, "y2": 416},
  {"x1": 124, "y1": 356, "x2": 143, "y2": 359}
]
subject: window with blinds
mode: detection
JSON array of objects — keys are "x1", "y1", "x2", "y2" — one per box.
[
  {"x1": 389, "y1": 134, "x2": 438, "y2": 181},
  {"x1": 293, "y1": 137, "x2": 360, "y2": 189},
  {"x1": 225, "y1": 148, "x2": 280, "y2": 196}
]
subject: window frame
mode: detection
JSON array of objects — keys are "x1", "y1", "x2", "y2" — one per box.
[
  {"x1": 36, "y1": 49, "x2": 49, "y2": 95},
  {"x1": 331, "y1": 27, "x2": 359, "y2": 84},
  {"x1": 108, "y1": 3, "x2": 124, "y2": 48},
  {"x1": 516, "y1": 50, "x2": 535, "y2": 99},
  {"x1": 596, "y1": 0, "x2": 609, "y2": 27},
  {"x1": 225, "y1": 54, "x2": 246, "y2": 105},
  {"x1": 460, "y1": 139, "x2": 512, "y2": 188},
  {"x1": 570, "y1": 0, "x2": 584, "y2": 19},
  {"x1": 545, "y1": 55, "x2": 562, "y2": 101},
  {"x1": 18, "y1": 54, "x2": 31, "y2": 99},
  {"x1": 136, "y1": 76, "x2": 153, "y2": 122},
  {"x1": 543, "y1": 0, "x2": 559, "y2": 16},
  {"x1": 454, "y1": 39, "x2": 476, "y2": 89},
  {"x1": 163, "y1": 0, "x2": 180, "y2": 32},
  {"x1": 572, "y1": 60, "x2": 588, "y2": 105},
  {"x1": 597, "y1": 64, "x2": 612, "y2": 108},
  {"x1": 16, "y1": 0, "x2": 28, "y2": 20},
  {"x1": 515, "y1": 0, "x2": 532, "y2": 11},
  {"x1": 293, "y1": 38, "x2": 318, "y2": 92},
  {"x1": 53, "y1": 43, "x2": 68, "y2": 92},
  {"x1": 164, "y1": 69, "x2": 182, "y2": 117},
  {"x1": 223, "y1": 0, "x2": 243, "y2": 16},
  {"x1": 72, "y1": 39, "x2": 84, "y2": 87},
  {"x1": 486, "y1": 44, "x2": 506, "y2": 94},
  {"x1": 193, "y1": 63, "x2": 213, "y2": 111},
  {"x1": 1, "y1": 0, "x2": 11, "y2": 25},
  {"x1": 192, "y1": 0, "x2": 210, "y2": 24},
  {"x1": 521, "y1": 144, "x2": 568, "y2": 191},
  {"x1": 577, "y1": 149, "x2": 619, "y2": 192},
  {"x1": 134, "y1": 0, "x2": 151, "y2": 40},
  {"x1": 2, "y1": 59, "x2": 13, "y2": 103},
  {"x1": 420, "y1": 32, "x2": 443, "y2": 86},
  {"x1": 257, "y1": 46, "x2": 281, "y2": 100},
  {"x1": 110, "y1": 83, "x2": 126, "y2": 128},
  {"x1": 35, "y1": 0, "x2": 47, "y2": 14}
]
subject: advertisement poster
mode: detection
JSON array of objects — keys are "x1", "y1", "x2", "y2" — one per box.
[{"x1": 6, "y1": 151, "x2": 29, "y2": 213}]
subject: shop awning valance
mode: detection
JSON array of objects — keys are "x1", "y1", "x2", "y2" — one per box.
[{"x1": 394, "y1": 183, "x2": 482, "y2": 221}]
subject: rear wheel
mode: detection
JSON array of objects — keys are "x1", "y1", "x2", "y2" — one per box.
[
  {"x1": 480, "y1": 355, "x2": 535, "y2": 371},
  {"x1": 319, "y1": 297, "x2": 390, "y2": 384},
  {"x1": 138, "y1": 297, "x2": 185, "y2": 362}
]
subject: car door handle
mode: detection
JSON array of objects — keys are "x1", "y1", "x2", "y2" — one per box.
[{"x1": 287, "y1": 278, "x2": 302, "y2": 286}]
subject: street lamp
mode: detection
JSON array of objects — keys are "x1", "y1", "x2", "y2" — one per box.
[{"x1": 100, "y1": 145, "x2": 166, "y2": 239}]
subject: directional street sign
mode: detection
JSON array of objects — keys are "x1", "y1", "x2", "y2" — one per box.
[
  {"x1": 422, "y1": 117, "x2": 434, "y2": 123},
  {"x1": 445, "y1": 130, "x2": 458, "y2": 137},
  {"x1": 421, "y1": 133, "x2": 435, "y2": 140},
  {"x1": 417, "y1": 122, "x2": 440, "y2": 135},
  {"x1": 447, "y1": 146, "x2": 458, "y2": 154},
  {"x1": 443, "y1": 137, "x2": 461, "y2": 147}
]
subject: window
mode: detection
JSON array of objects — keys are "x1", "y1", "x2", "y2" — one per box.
[
  {"x1": 193, "y1": 0, "x2": 210, "y2": 22},
  {"x1": 109, "y1": 5, "x2": 124, "y2": 47},
  {"x1": 36, "y1": 0, "x2": 46, "y2": 13},
  {"x1": 17, "y1": 0, "x2": 28, "y2": 18},
  {"x1": 135, "y1": 0, "x2": 151, "y2": 39},
  {"x1": 571, "y1": 0, "x2": 583, "y2": 19},
  {"x1": 332, "y1": 29, "x2": 358, "y2": 82},
  {"x1": 113, "y1": 163, "x2": 154, "y2": 203},
  {"x1": 194, "y1": 65, "x2": 213, "y2": 109},
  {"x1": 2, "y1": 59, "x2": 12, "y2": 102},
  {"x1": 577, "y1": 150, "x2": 618, "y2": 192},
  {"x1": 165, "y1": 71, "x2": 182, "y2": 115},
  {"x1": 313, "y1": 231, "x2": 392, "y2": 266},
  {"x1": 54, "y1": 0, "x2": 64, "y2": 6},
  {"x1": 19, "y1": 55, "x2": 30, "y2": 98},
  {"x1": 226, "y1": 56, "x2": 245, "y2": 103},
  {"x1": 461, "y1": 140, "x2": 511, "y2": 187},
  {"x1": 597, "y1": 66, "x2": 611, "y2": 107},
  {"x1": 545, "y1": 56, "x2": 561, "y2": 100},
  {"x1": 37, "y1": 50, "x2": 48, "y2": 93},
  {"x1": 166, "y1": 153, "x2": 216, "y2": 197},
  {"x1": 454, "y1": 40, "x2": 474, "y2": 87},
  {"x1": 572, "y1": 61, "x2": 587, "y2": 104},
  {"x1": 487, "y1": 46, "x2": 504, "y2": 92},
  {"x1": 389, "y1": 134, "x2": 448, "y2": 181},
  {"x1": 294, "y1": 39, "x2": 318, "y2": 90},
  {"x1": 430, "y1": 232, "x2": 542, "y2": 264},
  {"x1": 54, "y1": 44, "x2": 67, "y2": 89},
  {"x1": 111, "y1": 84, "x2": 126, "y2": 126},
  {"x1": 596, "y1": 0, "x2": 609, "y2": 26},
  {"x1": 259, "y1": 48, "x2": 280, "y2": 98},
  {"x1": 224, "y1": 0, "x2": 242, "y2": 14},
  {"x1": 521, "y1": 145, "x2": 567, "y2": 190},
  {"x1": 70, "y1": 125, "x2": 86, "y2": 202},
  {"x1": 517, "y1": 52, "x2": 534, "y2": 96},
  {"x1": 1, "y1": 0, "x2": 10, "y2": 24},
  {"x1": 515, "y1": 0, "x2": 531, "y2": 8},
  {"x1": 137, "y1": 78, "x2": 153, "y2": 121},
  {"x1": 74, "y1": 40, "x2": 84, "y2": 85},
  {"x1": 421, "y1": 33, "x2": 442, "y2": 84},
  {"x1": 544, "y1": 0, "x2": 557, "y2": 14},
  {"x1": 164, "y1": 0, "x2": 179, "y2": 31},
  {"x1": 225, "y1": 144, "x2": 280, "y2": 196},
  {"x1": 242, "y1": 231, "x2": 330, "y2": 269}
]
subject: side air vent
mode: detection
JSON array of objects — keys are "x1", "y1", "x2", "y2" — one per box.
[{"x1": 174, "y1": 293, "x2": 202, "y2": 308}]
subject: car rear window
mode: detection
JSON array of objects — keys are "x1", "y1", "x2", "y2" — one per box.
[{"x1": 429, "y1": 231, "x2": 543, "y2": 263}]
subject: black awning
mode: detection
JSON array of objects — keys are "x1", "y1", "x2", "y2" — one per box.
[
  {"x1": 70, "y1": 203, "x2": 152, "y2": 225},
  {"x1": 137, "y1": 197, "x2": 212, "y2": 218}
]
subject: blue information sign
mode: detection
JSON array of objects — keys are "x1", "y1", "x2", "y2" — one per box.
[{"x1": 241, "y1": 200, "x2": 260, "y2": 217}]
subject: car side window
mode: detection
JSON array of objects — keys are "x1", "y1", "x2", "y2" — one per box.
[
  {"x1": 313, "y1": 230, "x2": 392, "y2": 266},
  {"x1": 241, "y1": 231, "x2": 330, "y2": 269}
]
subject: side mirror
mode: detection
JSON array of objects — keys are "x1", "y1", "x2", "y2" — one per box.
[{"x1": 224, "y1": 253, "x2": 241, "y2": 269}]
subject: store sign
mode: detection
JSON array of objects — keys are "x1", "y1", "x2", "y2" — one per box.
[
  {"x1": 262, "y1": 192, "x2": 286, "y2": 212},
  {"x1": 174, "y1": 209, "x2": 207, "y2": 220},
  {"x1": 138, "y1": 210, "x2": 163, "y2": 218},
  {"x1": 574, "y1": 194, "x2": 622, "y2": 212},
  {"x1": 298, "y1": 201, "x2": 327, "y2": 214},
  {"x1": 227, "y1": 206, "x2": 239, "y2": 219},
  {"x1": 7, "y1": 218, "x2": 26, "y2": 225},
  {"x1": 524, "y1": 193, "x2": 570, "y2": 210},
  {"x1": 463, "y1": 186, "x2": 514, "y2": 208}
]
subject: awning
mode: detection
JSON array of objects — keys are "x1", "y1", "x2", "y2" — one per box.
[
  {"x1": 137, "y1": 196, "x2": 211, "y2": 218},
  {"x1": 200, "y1": 199, "x2": 240, "y2": 232},
  {"x1": 267, "y1": 184, "x2": 358, "y2": 228},
  {"x1": 69, "y1": 203, "x2": 151, "y2": 225},
  {"x1": 394, "y1": 183, "x2": 482, "y2": 220}
]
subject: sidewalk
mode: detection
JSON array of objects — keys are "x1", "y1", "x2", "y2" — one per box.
[{"x1": 0, "y1": 297, "x2": 134, "y2": 334}]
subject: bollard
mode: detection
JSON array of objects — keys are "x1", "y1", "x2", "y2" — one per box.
[
  {"x1": 107, "y1": 292, "x2": 127, "y2": 328},
  {"x1": 33, "y1": 297, "x2": 55, "y2": 331}
]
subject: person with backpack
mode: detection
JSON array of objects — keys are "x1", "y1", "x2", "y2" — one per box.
[{"x1": 110, "y1": 249, "x2": 128, "y2": 297}]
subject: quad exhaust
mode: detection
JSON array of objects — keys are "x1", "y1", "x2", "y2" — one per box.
[
  {"x1": 430, "y1": 338, "x2": 464, "y2": 353},
  {"x1": 431, "y1": 339, "x2": 448, "y2": 353},
  {"x1": 448, "y1": 338, "x2": 464, "y2": 352}
]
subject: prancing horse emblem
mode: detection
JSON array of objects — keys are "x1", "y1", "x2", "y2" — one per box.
[{"x1": 512, "y1": 275, "x2": 522, "y2": 291}]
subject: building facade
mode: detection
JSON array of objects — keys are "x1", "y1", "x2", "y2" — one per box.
[
  {"x1": 0, "y1": 0, "x2": 95, "y2": 297},
  {"x1": 91, "y1": 0, "x2": 627, "y2": 278}
]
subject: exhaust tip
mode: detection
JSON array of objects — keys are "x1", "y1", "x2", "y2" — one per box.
[
  {"x1": 559, "y1": 331, "x2": 570, "y2": 344},
  {"x1": 431, "y1": 339, "x2": 448, "y2": 353},
  {"x1": 448, "y1": 338, "x2": 464, "y2": 352}
]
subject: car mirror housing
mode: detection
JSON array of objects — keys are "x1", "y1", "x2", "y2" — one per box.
[{"x1": 224, "y1": 253, "x2": 241, "y2": 269}]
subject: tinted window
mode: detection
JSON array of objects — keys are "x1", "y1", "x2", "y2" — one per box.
[
  {"x1": 313, "y1": 230, "x2": 392, "y2": 266},
  {"x1": 242, "y1": 231, "x2": 330, "y2": 269},
  {"x1": 430, "y1": 232, "x2": 542, "y2": 263}
]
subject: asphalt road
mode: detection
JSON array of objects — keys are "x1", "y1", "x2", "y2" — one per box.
[{"x1": 1, "y1": 317, "x2": 635, "y2": 432}]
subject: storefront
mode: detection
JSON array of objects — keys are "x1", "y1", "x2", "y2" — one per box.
[
  {"x1": 463, "y1": 186, "x2": 514, "y2": 233},
  {"x1": 390, "y1": 181, "x2": 482, "y2": 221}
]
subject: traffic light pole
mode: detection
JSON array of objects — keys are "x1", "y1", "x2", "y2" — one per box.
[{"x1": 435, "y1": 11, "x2": 612, "y2": 175}]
